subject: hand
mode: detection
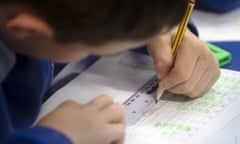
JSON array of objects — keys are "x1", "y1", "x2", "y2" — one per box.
[
  {"x1": 37, "y1": 95, "x2": 126, "y2": 144},
  {"x1": 147, "y1": 27, "x2": 220, "y2": 98}
]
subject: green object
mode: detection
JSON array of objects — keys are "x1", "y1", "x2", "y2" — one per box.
[{"x1": 206, "y1": 42, "x2": 232, "y2": 67}]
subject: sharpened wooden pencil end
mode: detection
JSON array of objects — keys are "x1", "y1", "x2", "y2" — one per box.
[{"x1": 156, "y1": 87, "x2": 165, "y2": 103}]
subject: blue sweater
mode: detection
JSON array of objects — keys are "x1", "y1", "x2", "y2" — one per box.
[{"x1": 0, "y1": 40, "x2": 72, "y2": 144}]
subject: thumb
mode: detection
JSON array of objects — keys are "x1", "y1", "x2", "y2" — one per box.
[{"x1": 147, "y1": 36, "x2": 173, "y2": 79}]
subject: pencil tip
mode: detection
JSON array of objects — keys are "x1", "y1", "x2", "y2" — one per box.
[{"x1": 156, "y1": 86, "x2": 164, "y2": 104}]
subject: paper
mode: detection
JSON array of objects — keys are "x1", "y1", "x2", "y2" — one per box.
[
  {"x1": 38, "y1": 51, "x2": 156, "y2": 119},
  {"x1": 204, "y1": 113, "x2": 240, "y2": 144},
  {"x1": 126, "y1": 70, "x2": 240, "y2": 144},
  {"x1": 192, "y1": 8, "x2": 240, "y2": 41},
  {"x1": 37, "y1": 51, "x2": 240, "y2": 144}
]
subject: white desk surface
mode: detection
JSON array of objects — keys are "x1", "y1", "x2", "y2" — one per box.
[{"x1": 192, "y1": 8, "x2": 240, "y2": 41}]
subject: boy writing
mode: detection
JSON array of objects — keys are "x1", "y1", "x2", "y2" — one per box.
[{"x1": 0, "y1": 0, "x2": 220, "y2": 144}]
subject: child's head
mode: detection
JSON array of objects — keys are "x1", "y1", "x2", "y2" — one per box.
[{"x1": 0, "y1": 0, "x2": 188, "y2": 62}]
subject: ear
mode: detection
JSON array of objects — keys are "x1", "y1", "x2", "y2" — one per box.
[{"x1": 5, "y1": 13, "x2": 53, "y2": 39}]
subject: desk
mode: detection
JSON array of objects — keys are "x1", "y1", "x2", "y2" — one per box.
[{"x1": 192, "y1": 8, "x2": 240, "y2": 41}]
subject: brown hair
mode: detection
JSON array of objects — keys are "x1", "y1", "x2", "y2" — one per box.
[{"x1": 1, "y1": 0, "x2": 188, "y2": 45}]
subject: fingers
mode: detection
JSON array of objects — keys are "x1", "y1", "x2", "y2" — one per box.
[
  {"x1": 193, "y1": 71, "x2": 220, "y2": 97},
  {"x1": 88, "y1": 95, "x2": 126, "y2": 141},
  {"x1": 168, "y1": 66, "x2": 219, "y2": 97},
  {"x1": 166, "y1": 50, "x2": 207, "y2": 95},
  {"x1": 105, "y1": 124, "x2": 125, "y2": 144},
  {"x1": 88, "y1": 95, "x2": 114, "y2": 110},
  {"x1": 160, "y1": 35, "x2": 220, "y2": 97},
  {"x1": 102, "y1": 103, "x2": 126, "y2": 123},
  {"x1": 147, "y1": 36, "x2": 173, "y2": 79},
  {"x1": 160, "y1": 39, "x2": 198, "y2": 89},
  {"x1": 95, "y1": 101, "x2": 125, "y2": 144},
  {"x1": 102, "y1": 103, "x2": 125, "y2": 144},
  {"x1": 88, "y1": 95, "x2": 126, "y2": 123}
]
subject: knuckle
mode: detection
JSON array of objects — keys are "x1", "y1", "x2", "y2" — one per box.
[
  {"x1": 111, "y1": 103, "x2": 124, "y2": 112},
  {"x1": 173, "y1": 68, "x2": 189, "y2": 82},
  {"x1": 156, "y1": 62, "x2": 172, "y2": 76},
  {"x1": 61, "y1": 100, "x2": 77, "y2": 107},
  {"x1": 59, "y1": 100, "x2": 83, "y2": 110},
  {"x1": 104, "y1": 95, "x2": 114, "y2": 102},
  {"x1": 155, "y1": 57, "x2": 172, "y2": 68},
  {"x1": 181, "y1": 84, "x2": 194, "y2": 95},
  {"x1": 200, "y1": 48, "x2": 213, "y2": 62},
  {"x1": 96, "y1": 94, "x2": 114, "y2": 104},
  {"x1": 114, "y1": 103, "x2": 126, "y2": 117},
  {"x1": 186, "y1": 91, "x2": 200, "y2": 98},
  {"x1": 116, "y1": 103, "x2": 125, "y2": 112},
  {"x1": 156, "y1": 68, "x2": 170, "y2": 79},
  {"x1": 100, "y1": 94, "x2": 113, "y2": 100}
]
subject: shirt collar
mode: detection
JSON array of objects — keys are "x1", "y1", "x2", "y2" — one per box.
[{"x1": 0, "y1": 39, "x2": 16, "y2": 83}]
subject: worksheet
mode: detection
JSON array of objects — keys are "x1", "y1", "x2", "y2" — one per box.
[
  {"x1": 37, "y1": 51, "x2": 240, "y2": 144},
  {"x1": 125, "y1": 70, "x2": 240, "y2": 144}
]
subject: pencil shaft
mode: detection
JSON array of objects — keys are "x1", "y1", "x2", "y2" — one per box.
[{"x1": 172, "y1": 3, "x2": 195, "y2": 57}]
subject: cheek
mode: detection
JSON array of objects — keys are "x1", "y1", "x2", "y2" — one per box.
[
  {"x1": 72, "y1": 54, "x2": 89, "y2": 61},
  {"x1": 56, "y1": 51, "x2": 90, "y2": 63}
]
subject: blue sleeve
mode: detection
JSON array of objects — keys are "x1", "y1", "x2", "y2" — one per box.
[
  {"x1": 188, "y1": 19, "x2": 199, "y2": 36},
  {"x1": 0, "y1": 87, "x2": 72, "y2": 144},
  {"x1": 2, "y1": 126, "x2": 72, "y2": 144},
  {"x1": 196, "y1": 0, "x2": 240, "y2": 13}
]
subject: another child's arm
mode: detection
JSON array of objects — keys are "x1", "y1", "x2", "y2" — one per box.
[{"x1": 147, "y1": 27, "x2": 220, "y2": 98}]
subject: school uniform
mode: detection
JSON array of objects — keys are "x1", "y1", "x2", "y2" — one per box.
[
  {"x1": 1, "y1": 1, "x2": 239, "y2": 143},
  {"x1": 0, "y1": 40, "x2": 71, "y2": 143}
]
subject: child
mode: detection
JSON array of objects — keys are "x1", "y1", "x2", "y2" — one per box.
[{"x1": 0, "y1": 0, "x2": 220, "y2": 144}]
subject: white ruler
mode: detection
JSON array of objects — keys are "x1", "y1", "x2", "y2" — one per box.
[{"x1": 123, "y1": 76, "x2": 159, "y2": 125}]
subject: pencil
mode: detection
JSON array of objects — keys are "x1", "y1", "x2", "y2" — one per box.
[{"x1": 156, "y1": 0, "x2": 195, "y2": 103}]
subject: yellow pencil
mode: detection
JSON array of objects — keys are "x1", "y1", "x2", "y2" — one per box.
[{"x1": 156, "y1": 0, "x2": 195, "y2": 103}]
